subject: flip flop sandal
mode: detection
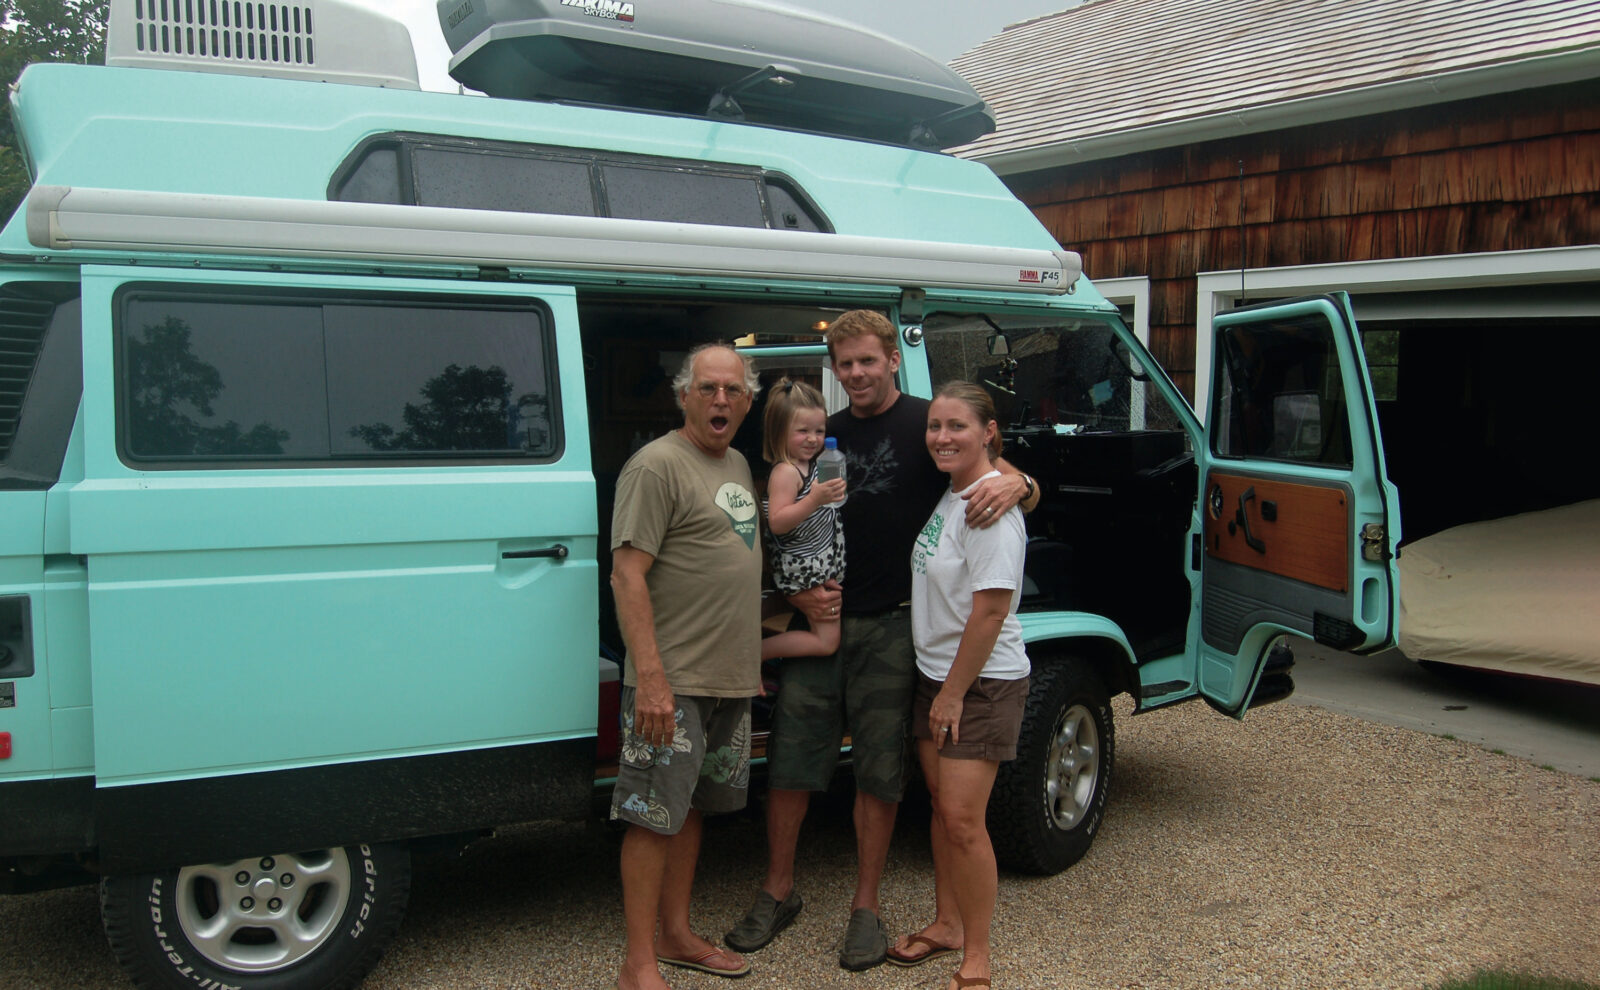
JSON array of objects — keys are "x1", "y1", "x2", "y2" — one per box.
[
  {"x1": 886, "y1": 933, "x2": 959, "y2": 968},
  {"x1": 951, "y1": 975, "x2": 991, "y2": 989},
  {"x1": 657, "y1": 946, "x2": 751, "y2": 978}
]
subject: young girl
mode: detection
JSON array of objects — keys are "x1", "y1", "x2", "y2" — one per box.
[{"x1": 760, "y1": 379, "x2": 847, "y2": 660}]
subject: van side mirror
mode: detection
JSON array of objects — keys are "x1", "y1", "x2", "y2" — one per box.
[{"x1": 1109, "y1": 337, "x2": 1151, "y2": 382}]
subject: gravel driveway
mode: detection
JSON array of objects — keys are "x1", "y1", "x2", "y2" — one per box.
[{"x1": 4, "y1": 699, "x2": 1596, "y2": 990}]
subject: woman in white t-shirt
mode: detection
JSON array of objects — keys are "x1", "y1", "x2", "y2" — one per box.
[{"x1": 887, "y1": 381, "x2": 1029, "y2": 990}]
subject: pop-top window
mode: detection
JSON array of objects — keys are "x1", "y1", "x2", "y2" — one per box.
[
  {"x1": 118, "y1": 288, "x2": 558, "y2": 465},
  {"x1": 330, "y1": 134, "x2": 830, "y2": 233}
]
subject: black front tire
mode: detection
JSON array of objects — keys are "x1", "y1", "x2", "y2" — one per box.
[
  {"x1": 100, "y1": 842, "x2": 410, "y2": 990},
  {"x1": 989, "y1": 657, "x2": 1114, "y2": 875}
]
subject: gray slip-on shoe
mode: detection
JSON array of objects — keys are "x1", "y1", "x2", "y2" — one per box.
[
  {"x1": 724, "y1": 888, "x2": 803, "y2": 953},
  {"x1": 838, "y1": 907, "x2": 888, "y2": 971}
]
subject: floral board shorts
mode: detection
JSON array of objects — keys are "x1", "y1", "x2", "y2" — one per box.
[{"x1": 609, "y1": 687, "x2": 752, "y2": 836}]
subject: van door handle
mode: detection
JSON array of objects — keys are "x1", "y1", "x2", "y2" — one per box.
[
  {"x1": 1235, "y1": 488, "x2": 1267, "y2": 554},
  {"x1": 501, "y1": 545, "x2": 569, "y2": 560}
]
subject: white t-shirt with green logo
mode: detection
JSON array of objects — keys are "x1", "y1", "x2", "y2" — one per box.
[
  {"x1": 611, "y1": 430, "x2": 762, "y2": 697},
  {"x1": 911, "y1": 470, "x2": 1029, "y2": 682}
]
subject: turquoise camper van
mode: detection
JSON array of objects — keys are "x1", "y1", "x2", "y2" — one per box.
[{"x1": 0, "y1": 0, "x2": 1400, "y2": 987}]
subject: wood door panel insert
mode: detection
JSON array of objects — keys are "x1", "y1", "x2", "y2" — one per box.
[{"x1": 1203, "y1": 472, "x2": 1348, "y2": 591}]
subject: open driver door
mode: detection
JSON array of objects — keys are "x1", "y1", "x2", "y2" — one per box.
[{"x1": 1195, "y1": 292, "x2": 1399, "y2": 715}]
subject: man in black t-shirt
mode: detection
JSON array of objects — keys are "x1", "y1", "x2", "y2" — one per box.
[{"x1": 726, "y1": 310, "x2": 1038, "y2": 970}]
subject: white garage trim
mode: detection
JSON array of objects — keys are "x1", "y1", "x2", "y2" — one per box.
[
  {"x1": 1091, "y1": 275, "x2": 1151, "y2": 348},
  {"x1": 1193, "y1": 245, "x2": 1600, "y2": 422}
]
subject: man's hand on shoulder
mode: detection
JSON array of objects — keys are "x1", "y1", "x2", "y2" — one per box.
[{"x1": 963, "y1": 471, "x2": 1031, "y2": 529}]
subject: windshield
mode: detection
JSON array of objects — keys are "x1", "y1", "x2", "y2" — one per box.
[{"x1": 922, "y1": 312, "x2": 1189, "y2": 436}]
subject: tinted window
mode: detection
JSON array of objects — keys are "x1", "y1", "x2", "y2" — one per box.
[
  {"x1": 765, "y1": 180, "x2": 826, "y2": 232},
  {"x1": 601, "y1": 166, "x2": 765, "y2": 227},
  {"x1": 1, "y1": 289, "x2": 82, "y2": 490},
  {"x1": 119, "y1": 289, "x2": 557, "y2": 464},
  {"x1": 0, "y1": 293, "x2": 57, "y2": 462},
  {"x1": 1213, "y1": 313, "x2": 1352, "y2": 466},
  {"x1": 414, "y1": 148, "x2": 596, "y2": 217},
  {"x1": 335, "y1": 143, "x2": 403, "y2": 205},
  {"x1": 331, "y1": 135, "x2": 832, "y2": 233}
]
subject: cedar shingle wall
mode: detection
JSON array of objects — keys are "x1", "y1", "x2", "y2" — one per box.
[{"x1": 1004, "y1": 80, "x2": 1600, "y2": 400}]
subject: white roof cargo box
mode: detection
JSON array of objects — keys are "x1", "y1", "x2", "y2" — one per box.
[{"x1": 437, "y1": 0, "x2": 995, "y2": 149}]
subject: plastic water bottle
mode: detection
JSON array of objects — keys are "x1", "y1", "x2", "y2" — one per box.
[{"x1": 815, "y1": 437, "x2": 847, "y2": 507}]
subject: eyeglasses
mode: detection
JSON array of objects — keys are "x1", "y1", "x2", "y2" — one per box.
[{"x1": 694, "y1": 382, "x2": 750, "y2": 400}]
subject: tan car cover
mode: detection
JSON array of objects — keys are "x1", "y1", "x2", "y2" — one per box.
[{"x1": 1399, "y1": 499, "x2": 1600, "y2": 685}]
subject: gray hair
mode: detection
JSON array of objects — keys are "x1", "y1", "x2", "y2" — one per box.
[{"x1": 672, "y1": 342, "x2": 762, "y2": 410}]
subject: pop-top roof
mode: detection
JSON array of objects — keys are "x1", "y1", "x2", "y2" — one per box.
[{"x1": 437, "y1": 0, "x2": 995, "y2": 149}]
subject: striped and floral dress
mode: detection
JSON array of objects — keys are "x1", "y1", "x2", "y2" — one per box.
[{"x1": 763, "y1": 461, "x2": 847, "y2": 595}]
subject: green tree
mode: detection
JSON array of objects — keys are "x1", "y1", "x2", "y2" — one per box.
[
  {"x1": 351, "y1": 364, "x2": 517, "y2": 453},
  {"x1": 127, "y1": 316, "x2": 289, "y2": 457},
  {"x1": 0, "y1": 0, "x2": 109, "y2": 218}
]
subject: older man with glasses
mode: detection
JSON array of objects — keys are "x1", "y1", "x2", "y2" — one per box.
[{"x1": 609, "y1": 342, "x2": 765, "y2": 990}]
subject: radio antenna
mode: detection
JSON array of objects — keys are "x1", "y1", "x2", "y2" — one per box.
[{"x1": 1238, "y1": 159, "x2": 1246, "y2": 305}]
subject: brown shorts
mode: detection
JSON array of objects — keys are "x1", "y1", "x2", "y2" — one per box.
[{"x1": 913, "y1": 671, "x2": 1029, "y2": 762}]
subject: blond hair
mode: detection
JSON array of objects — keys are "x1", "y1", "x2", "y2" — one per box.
[{"x1": 762, "y1": 378, "x2": 828, "y2": 467}]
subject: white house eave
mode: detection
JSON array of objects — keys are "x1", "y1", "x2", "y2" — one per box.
[{"x1": 966, "y1": 46, "x2": 1600, "y2": 176}]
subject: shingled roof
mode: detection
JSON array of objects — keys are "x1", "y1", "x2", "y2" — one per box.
[{"x1": 950, "y1": 0, "x2": 1600, "y2": 173}]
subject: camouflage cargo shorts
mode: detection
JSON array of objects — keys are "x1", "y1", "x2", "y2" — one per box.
[{"x1": 765, "y1": 609, "x2": 916, "y2": 802}]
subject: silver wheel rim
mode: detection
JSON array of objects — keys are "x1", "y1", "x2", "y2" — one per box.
[
  {"x1": 1044, "y1": 702, "x2": 1100, "y2": 830},
  {"x1": 174, "y1": 849, "x2": 352, "y2": 973}
]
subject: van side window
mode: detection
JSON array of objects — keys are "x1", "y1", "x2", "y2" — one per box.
[
  {"x1": 117, "y1": 288, "x2": 557, "y2": 465},
  {"x1": 330, "y1": 134, "x2": 831, "y2": 233},
  {"x1": 0, "y1": 292, "x2": 58, "y2": 464},
  {"x1": 0, "y1": 286, "x2": 81, "y2": 489},
  {"x1": 1213, "y1": 314, "x2": 1353, "y2": 467}
]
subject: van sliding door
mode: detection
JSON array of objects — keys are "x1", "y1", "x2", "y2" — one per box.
[{"x1": 74, "y1": 266, "x2": 597, "y2": 869}]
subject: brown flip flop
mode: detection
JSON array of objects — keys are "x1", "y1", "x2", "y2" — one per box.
[
  {"x1": 657, "y1": 945, "x2": 751, "y2": 978},
  {"x1": 886, "y1": 933, "x2": 959, "y2": 967}
]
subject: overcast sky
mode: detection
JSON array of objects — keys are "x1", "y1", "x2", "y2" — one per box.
[{"x1": 350, "y1": 0, "x2": 1077, "y2": 92}]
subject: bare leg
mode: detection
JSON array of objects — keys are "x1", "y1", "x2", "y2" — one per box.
[
  {"x1": 654, "y1": 811, "x2": 701, "y2": 952},
  {"x1": 761, "y1": 619, "x2": 841, "y2": 661},
  {"x1": 851, "y1": 789, "x2": 899, "y2": 913},
  {"x1": 892, "y1": 739, "x2": 963, "y2": 960},
  {"x1": 931, "y1": 757, "x2": 1001, "y2": 988},
  {"x1": 617, "y1": 825, "x2": 673, "y2": 990},
  {"x1": 643, "y1": 812, "x2": 747, "y2": 976},
  {"x1": 762, "y1": 788, "x2": 810, "y2": 899}
]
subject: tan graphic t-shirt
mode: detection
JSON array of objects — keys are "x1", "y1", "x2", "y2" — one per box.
[{"x1": 610, "y1": 430, "x2": 762, "y2": 697}]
